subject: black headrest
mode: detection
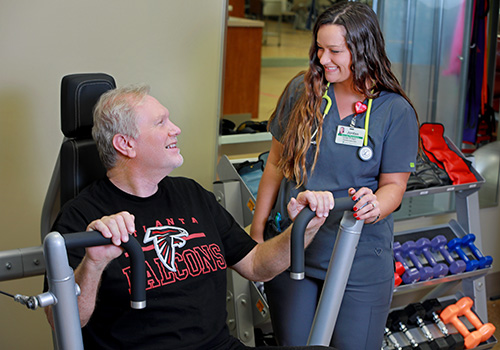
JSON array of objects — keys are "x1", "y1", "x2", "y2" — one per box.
[{"x1": 61, "y1": 73, "x2": 116, "y2": 138}]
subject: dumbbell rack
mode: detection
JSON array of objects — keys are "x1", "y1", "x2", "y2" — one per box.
[{"x1": 386, "y1": 141, "x2": 497, "y2": 349}]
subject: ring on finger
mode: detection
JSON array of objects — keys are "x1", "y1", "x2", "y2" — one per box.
[{"x1": 372, "y1": 202, "x2": 377, "y2": 210}]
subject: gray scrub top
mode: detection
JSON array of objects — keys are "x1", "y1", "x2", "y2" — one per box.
[{"x1": 269, "y1": 74, "x2": 419, "y2": 284}]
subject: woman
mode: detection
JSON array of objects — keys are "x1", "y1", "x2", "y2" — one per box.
[{"x1": 250, "y1": 2, "x2": 419, "y2": 349}]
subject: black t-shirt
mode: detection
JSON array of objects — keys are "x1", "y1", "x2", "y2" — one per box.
[{"x1": 51, "y1": 176, "x2": 257, "y2": 349}]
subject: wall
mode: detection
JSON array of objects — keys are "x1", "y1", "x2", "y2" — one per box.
[{"x1": 0, "y1": 1, "x2": 226, "y2": 348}]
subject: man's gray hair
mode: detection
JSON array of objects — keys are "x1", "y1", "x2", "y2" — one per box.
[{"x1": 92, "y1": 83, "x2": 151, "y2": 169}]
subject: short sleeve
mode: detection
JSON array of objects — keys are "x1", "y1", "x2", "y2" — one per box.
[
  {"x1": 380, "y1": 98, "x2": 419, "y2": 173},
  {"x1": 269, "y1": 74, "x2": 305, "y2": 142},
  {"x1": 203, "y1": 190, "x2": 258, "y2": 266}
]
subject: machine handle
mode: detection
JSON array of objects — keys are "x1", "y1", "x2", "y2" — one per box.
[
  {"x1": 290, "y1": 196, "x2": 354, "y2": 280},
  {"x1": 64, "y1": 231, "x2": 146, "y2": 309}
]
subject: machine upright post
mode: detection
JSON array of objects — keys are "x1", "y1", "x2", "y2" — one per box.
[
  {"x1": 307, "y1": 213, "x2": 364, "y2": 345},
  {"x1": 44, "y1": 231, "x2": 84, "y2": 350}
]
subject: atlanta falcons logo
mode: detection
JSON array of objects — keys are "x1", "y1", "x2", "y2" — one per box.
[{"x1": 144, "y1": 225, "x2": 189, "y2": 272}]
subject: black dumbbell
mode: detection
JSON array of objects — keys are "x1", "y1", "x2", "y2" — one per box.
[
  {"x1": 384, "y1": 321, "x2": 412, "y2": 350},
  {"x1": 422, "y1": 299, "x2": 465, "y2": 350},
  {"x1": 388, "y1": 310, "x2": 420, "y2": 348},
  {"x1": 404, "y1": 303, "x2": 449, "y2": 350}
]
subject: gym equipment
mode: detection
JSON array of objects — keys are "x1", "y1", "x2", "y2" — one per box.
[
  {"x1": 0, "y1": 231, "x2": 146, "y2": 350},
  {"x1": 395, "y1": 261, "x2": 404, "y2": 287},
  {"x1": 388, "y1": 310, "x2": 420, "y2": 348},
  {"x1": 430, "y1": 235, "x2": 467, "y2": 274},
  {"x1": 384, "y1": 321, "x2": 410, "y2": 350},
  {"x1": 460, "y1": 234, "x2": 493, "y2": 268},
  {"x1": 404, "y1": 303, "x2": 450, "y2": 350},
  {"x1": 290, "y1": 196, "x2": 362, "y2": 345},
  {"x1": 440, "y1": 303, "x2": 493, "y2": 349},
  {"x1": 422, "y1": 299, "x2": 465, "y2": 350},
  {"x1": 401, "y1": 241, "x2": 434, "y2": 281},
  {"x1": 447, "y1": 238, "x2": 480, "y2": 272},
  {"x1": 415, "y1": 238, "x2": 449, "y2": 278},
  {"x1": 423, "y1": 299, "x2": 450, "y2": 337},
  {"x1": 455, "y1": 297, "x2": 496, "y2": 340},
  {"x1": 393, "y1": 242, "x2": 421, "y2": 284}
]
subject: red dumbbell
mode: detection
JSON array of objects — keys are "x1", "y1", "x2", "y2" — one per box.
[
  {"x1": 440, "y1": 304, "x2": 483, "y2": 349},
  {"x1": 456, "y1": 297, "x2": 496, "y2": 340},
  {"x1": 394, "y1": 261, "x2": 404, "y2": 287}
]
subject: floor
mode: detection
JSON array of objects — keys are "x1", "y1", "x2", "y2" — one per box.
[
  {"x1": 256, "y1": 18, "x2": 500, "y2": 348},
  {"x1": 258, "y1": 20, "x2": 310, "y2": 122}
]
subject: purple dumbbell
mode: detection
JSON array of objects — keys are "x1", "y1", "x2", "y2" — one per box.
[
  {"x1": 393, "y1": 242, "x2": 420, "y2": 284},
  {"x1": 447, "y1": 238, "x2": 480, "y2": 271},
  {"x1": 430, "y1": 235, "x2": 466, "y2": 274},
  {"x1": 415, "y1": 237, "x2": 449, "y2": 278},
  {"x1": 461, "y1": 234, "x2": 493, "y2": 269},
  {"x1": 401, "y1": 240, "x2": 434, "y2": 281}
]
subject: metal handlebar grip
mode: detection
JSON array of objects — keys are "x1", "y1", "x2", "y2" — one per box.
[
  {"x1": 64, "y1": 231, "x2": 146, "y2": 309},
  {"x1": 290, "y1": 197, "x2": 354, "y2": 280}
]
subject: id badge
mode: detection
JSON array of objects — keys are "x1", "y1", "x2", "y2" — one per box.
[{"x1": 335, "y1": 126, "x2": 365, "y2": 147}]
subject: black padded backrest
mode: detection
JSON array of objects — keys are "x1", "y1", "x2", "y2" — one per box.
[{"x1": 59, "y1": 73, "x2": 116, "y2": 206}]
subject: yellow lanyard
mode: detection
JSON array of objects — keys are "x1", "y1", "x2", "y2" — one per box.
[
  {"x1": 311, "y1": 83, "x2": 332, "y2": 144},
  {"x1": 322, "y1": 82, "x2": 332, "y2": 116},
  {"x1": 363, "y1": 98, "x2": 373, "y2": 147},
  {"x1": 313, "y1": 84, "x2": 372, "y2": 146}
]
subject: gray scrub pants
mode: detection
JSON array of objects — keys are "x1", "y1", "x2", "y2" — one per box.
[{"x1": 264, "y1": 271, "x2": 394, "y2": 349}]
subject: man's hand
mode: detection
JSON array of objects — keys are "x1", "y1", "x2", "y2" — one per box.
[
  {"x1": 46, "y1": 211, "x2": 136, "y2": 328},
  {"x1": 85, "y1": 211, "x2": 136, "y2": 268},
  {"x1": 233, "y1": 190, "x2": 335, "y2": 282},
  {"x1": 287, "y1": 190, "x2": 334, "y2": 238}
]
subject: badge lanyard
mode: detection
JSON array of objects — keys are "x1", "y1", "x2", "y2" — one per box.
[
  {"x1": 338, "y1": 97, "x2": 373, "y2": 161},
  {"x1": 358, "y1": 98, "x2": 373, "y2": 161},
  {"x1": 311, "y1": 83, "x2": 332, "y2": 145},
  {"x1": 311, "y1": 84, "x2": 373, "y2": 162}
]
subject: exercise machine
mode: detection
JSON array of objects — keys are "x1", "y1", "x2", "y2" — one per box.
[
  {"x1": 0, "y1": 231, "x2": 146, "y2": 349},
  {"x1": 290, "y1": 198, "x2": 363, "y2": 346},
  {"x1": 216, "y1": 154, "x2": 365, "y2": 346}
]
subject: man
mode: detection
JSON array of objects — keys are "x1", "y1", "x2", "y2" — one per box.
[{"x1": 45, "y1": 83, "x2": 335, "y2": 349}]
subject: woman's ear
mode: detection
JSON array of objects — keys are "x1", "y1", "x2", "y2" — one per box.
[{"x1": 112, "y1": 134, "x2": 136, "y2": 158}]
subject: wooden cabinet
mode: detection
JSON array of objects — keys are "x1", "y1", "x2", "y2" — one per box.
[
  {"x1": 228, "y1": 0, "x2": 245, "y2": 18},
  {"x1": 223, "y1": 17, "x2": 264, "y2": 120}
]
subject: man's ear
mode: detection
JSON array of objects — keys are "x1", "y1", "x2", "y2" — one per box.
[{"x1": 112, "y1": 134, "x2": 136, "y2": 158}]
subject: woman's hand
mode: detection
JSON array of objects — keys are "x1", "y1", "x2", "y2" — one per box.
[{"x1": 348, "y1": 187, "x2": 380, "y2": 224}]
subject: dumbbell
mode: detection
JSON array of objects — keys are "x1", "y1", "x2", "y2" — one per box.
[
  {"x1": 404, "y1": 303, "x2": 450, "y2": 350},
  {"x1": 430, "y1": 236, "x2": 466, "y2": 274},
  {"x1": 395, "y1": 261, "x2": 404, "y2": 287},
  {"x1": 440, "y1": 304, "x2": 492, "y2": 349},
  {"x1": 447, "y1": 238, "x2": 480, "y2": 272},
  {"x1": 394, "y1": 242, "x2": 420, "y2": 284},
  {"x1": 455, "y1": 297, "x2": 496, "y2": 341},
  {"x1": 415, "y1": 238, "x2": 449, "y2": 278},
  {"x1": 422, "y1": 299, "x2": 464, "y2": 350},
  {"x1": 388, "y1": 310, "x2": 420, "y2": 348},
  {"x1": 460, "y1": 234, "x2": 493, "y2": 269},
  {"x1": 401, "y1": 241, "x2": 434, "y2": 281},
  {"x1": 384, "y1": 323, "x2": 411, "y2": 350}
]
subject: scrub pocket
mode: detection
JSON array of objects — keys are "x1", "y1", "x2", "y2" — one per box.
[{"x1": 348, "y1": 240, "x2": 394, "y2": 285}]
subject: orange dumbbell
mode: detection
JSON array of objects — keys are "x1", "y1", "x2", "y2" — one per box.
[
  {"x1": 456, "y1": 297, "x2": 496, "y2": 340},
  {"x1": 440, "y1": 304, "x2": 483, "y2": 349}
]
